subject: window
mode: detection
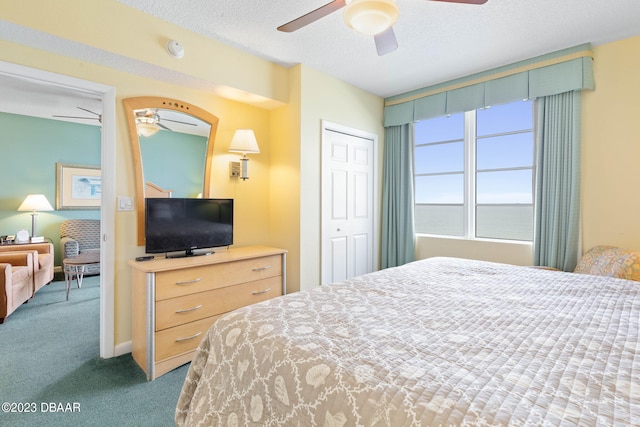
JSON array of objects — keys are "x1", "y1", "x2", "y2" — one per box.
[{"x1": 414, "y1": 99, "x2": 534, "y2": 241}]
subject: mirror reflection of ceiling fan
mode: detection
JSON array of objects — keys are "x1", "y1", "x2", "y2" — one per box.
[
  {"x1": 53, "y1": 106, "x2": 102, "y2": 123},
  {"x1": 134, "y1": 109, "x2": 197, "y2": 137},
  {"x1": 277, "y1": 0, "x2": 487, "y2": 56}
]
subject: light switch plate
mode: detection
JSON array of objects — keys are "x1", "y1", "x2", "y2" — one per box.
[{"x1": 118, "y1": 196, "x2": 134, "y2": 211}]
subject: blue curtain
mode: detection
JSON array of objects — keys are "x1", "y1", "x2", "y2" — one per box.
[
  {"x1": 533, "y1": 91, "x2": 581, "y2": 271},
  {"x1": 381, "y1": 124, "x2": 415, "y2": 268}
]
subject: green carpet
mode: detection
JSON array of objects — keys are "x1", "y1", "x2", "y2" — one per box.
[{"x1": 0, "y1": 277, "x2": 190, "y2": 426}]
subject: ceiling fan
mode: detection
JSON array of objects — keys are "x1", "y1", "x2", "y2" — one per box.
[
  {"x1": 134, "y1": 109, "x2": 197, "y2": 137},
  {"x1": 277, "y1": 0, "x2": 488, "y2": 56},
  {"x1": 53, "y1": 106, "x2": 102, "y2": 123}
]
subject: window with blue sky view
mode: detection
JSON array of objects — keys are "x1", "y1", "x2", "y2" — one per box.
[{"x1": 414, "y1": 99, "x2": 534, "y2": 241}]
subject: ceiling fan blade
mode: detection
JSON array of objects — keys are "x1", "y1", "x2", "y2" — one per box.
[
  {"x1": 157, "y1": 122, "x2": 172, "y2": 131},
  {"x1": 429, "y1": 0, "x2": 488, "y2": 4},
  {"x1": 374, "y1": 27, "x2": 398, "y2": 56},
  {"x1": 76, "y1": 106, "x2": 100, "y2": 116},
  {"x1": 162, "y1": 118, "x2": 197, "y2": 126},
  {"x1": 277, "y1": 0, "x2": 346, "y2": 32},
  {"x1": 52, "y1": 115, "x2": 98, "y2": 120}
]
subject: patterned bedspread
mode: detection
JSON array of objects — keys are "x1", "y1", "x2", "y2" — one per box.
[{"x1": 176, "y1": 257, "x2": 640, "y2": 426}]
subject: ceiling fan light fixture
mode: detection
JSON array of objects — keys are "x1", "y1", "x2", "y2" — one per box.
[
  {"x1": 137, "y1": 121, "x2": 159, "y2": 137},
  {"x1": 344, "y1": 0, "x2": 399, "y2": 36},
  {"x1": 136, "y1": 114, "x2": 160, "y2": 137}
]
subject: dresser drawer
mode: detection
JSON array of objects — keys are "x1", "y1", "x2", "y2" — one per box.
[
  {"x1": 155, "y1": 315, "x2": 220, "y2": 362},
  {"x1": 155, "y1": 276, "x2": 283, "y2": 331},
  {"x1": 155, "y1": 254, "x2": 282, "y2": 301},
  {"x1": 130, "y1": 246, "x2": 287, "y2": 380}
]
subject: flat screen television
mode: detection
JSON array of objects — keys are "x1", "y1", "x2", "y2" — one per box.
[{"x1": 145, "y1": 197, "x2": 233, "y2": 257}]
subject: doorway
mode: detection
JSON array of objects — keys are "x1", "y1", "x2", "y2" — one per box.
[
  {"x1": 0, "y1": 60, "x2": 116, "y2": 358},
  {"x1": 321, "y1": 121, "x2": 378, "y2": 285}
]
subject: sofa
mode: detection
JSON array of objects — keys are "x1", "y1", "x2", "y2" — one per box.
[
  {"x1": 60, "y1": 219, "x2": 101, "y2": 276},
  {"x1": 0, "y1": 251, "x2": 34, "y2": 323},
  {"x1": 0, "y1": 242, "x2": 54, "y2": 294}
]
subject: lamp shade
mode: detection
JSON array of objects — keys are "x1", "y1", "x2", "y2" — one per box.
[
  {"x1": 229, "y1": 129, "x2": 260, "y2": 154},
  {"x1": 344, "y1": 0, "x2": 399, "y2": 36},
  {"x1": 18, "y1": 194, "x2": 54, "y2": 212}
]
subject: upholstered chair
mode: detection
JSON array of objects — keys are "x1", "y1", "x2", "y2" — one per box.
[
  {"x1": 60, "y1": 219, "x2": 101, "y2": 276},
  {"x1": 0, "y1": 242, "x2": 54, "y2": 294},
  {"x1": 0, "y1": 252, "x2": 34, "y2": 324}
]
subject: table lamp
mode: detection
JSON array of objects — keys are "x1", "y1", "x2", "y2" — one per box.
[{"x1": 18, "y1": 194, "x2": 54, "y2": 241}]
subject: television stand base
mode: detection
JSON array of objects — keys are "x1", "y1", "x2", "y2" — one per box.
[{"x1": 166, "y1": 250, "x2": 213, "y2": 259}]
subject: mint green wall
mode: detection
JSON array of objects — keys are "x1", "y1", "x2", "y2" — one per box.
[
  {"x1": 139, "y1": 130, "x2": 207, "y2": 198},
  {"x1": 0, "y1": 112, "x2": 101, "y2": 267}
]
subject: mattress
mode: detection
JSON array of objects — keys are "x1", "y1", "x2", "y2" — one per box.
[{"x1": 176, "y1": 257, "x2": 640, "y2": 426}]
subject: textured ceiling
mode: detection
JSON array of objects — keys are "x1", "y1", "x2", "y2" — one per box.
[
  {"x1": 1, "y1": 0, "x2": 639, "y2": 125},
  {"x1": 117, "y1": 0, "x2": 640, "y2": 98}
]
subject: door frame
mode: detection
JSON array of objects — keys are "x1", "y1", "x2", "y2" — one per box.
[
  {"x1": 0, "y1": 60, "x2": 116, "y2": 358},
  {"x1": 321, "y1": 120, "x2": 379, "y2": 285}
]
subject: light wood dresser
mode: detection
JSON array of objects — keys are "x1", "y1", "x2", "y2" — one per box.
[{"x1": 129, "y1": 245, "x2": 286, "y2": 380}]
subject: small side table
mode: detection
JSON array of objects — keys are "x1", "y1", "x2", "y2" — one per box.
[{"x1": 63, "y1": 252, "x2": 100, "y2": 300}]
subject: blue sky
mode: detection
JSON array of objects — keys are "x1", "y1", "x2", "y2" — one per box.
[{"x1": 414, "y1": 100, "x2": 533, "y2": 204}]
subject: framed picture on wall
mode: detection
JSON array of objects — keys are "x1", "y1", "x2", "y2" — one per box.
[{"x1": 56, "y1": 163, "x2": 101, "y2": 210}]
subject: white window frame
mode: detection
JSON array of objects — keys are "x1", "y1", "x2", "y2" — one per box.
[
  {"x1": 414, "y1": 102, "x2": 535, "y2": 242},
  {"x1": 464, "y1": 110, "x2": 477, "y2": 238}
]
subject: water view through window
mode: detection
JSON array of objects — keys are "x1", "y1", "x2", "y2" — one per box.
[
  {"x1": 415, "y1": 204, "x2": 533, "y2": 240},
  {"x1": 414, "y1": 100, "x2": 534, "y2": 241}
]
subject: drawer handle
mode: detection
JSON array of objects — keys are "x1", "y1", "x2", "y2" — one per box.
[
  {"x1": 252, "y1": 288, "x2": 272, "y2": 295},
  {"x1": 175, "y1": 331, "x2": 202, "y2": 343},
  {"x1": 253, "y1": 266, "x2": 272, "y2": 272},
  {"x1": 175, "y1": 278, "x2": 202, "y2": 285},
  {"x1": 175, "y1": 304, "x2": 203, "y2": 314}
]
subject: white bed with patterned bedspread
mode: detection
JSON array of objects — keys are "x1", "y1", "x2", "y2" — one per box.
[{"x1": 176, "y1": 257, "x2": 640, "y2": 426}]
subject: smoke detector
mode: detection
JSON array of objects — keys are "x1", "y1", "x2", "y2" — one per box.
[{"x1": 166, "y1": 40, "x2": 184, "y2": 58}]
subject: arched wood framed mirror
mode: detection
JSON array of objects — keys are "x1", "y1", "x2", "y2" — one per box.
[{"x1": 123, "y1": 96, "x2": 219, "y2": 246}]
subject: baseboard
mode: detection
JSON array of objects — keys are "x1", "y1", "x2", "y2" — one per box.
[{"x1": 114, "y1": 340, "x2": 132, "y2": 357}]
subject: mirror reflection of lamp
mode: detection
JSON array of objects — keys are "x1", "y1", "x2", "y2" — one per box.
[
  {"x1": 17, "y1": 194, "x2": 54, "y2": 241},
  {"x1": 229, "y1": 129, "x2": 260, "y2": 180}
]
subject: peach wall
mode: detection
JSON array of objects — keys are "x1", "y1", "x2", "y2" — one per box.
[
  {"x1": 298, "y1": 65, "x2": 384, "y2": 291},
  {"x1": 416, "y1": 237, "x2": 533, "y2": 266},
  {"x1": 269, "y1": 67, "x2": 302, "y2": 293},
  {"x1": 581, "y1": 36, "x2": 640, "y2": 253},
  {"x1": 268, "y1": 65, "x2": 384, "y2": 293}
]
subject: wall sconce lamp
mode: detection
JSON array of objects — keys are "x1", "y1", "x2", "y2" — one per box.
[
  {"x1": 17, "y1": 194, "x2": 54, "y2": 241},
  {"x1": 229, "y1": 129, "x2": 260, "y2": 180}
]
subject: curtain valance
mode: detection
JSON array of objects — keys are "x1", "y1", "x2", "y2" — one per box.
[{"x1": 383, "y1": 44, "x2": 594, "y2": 127}]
